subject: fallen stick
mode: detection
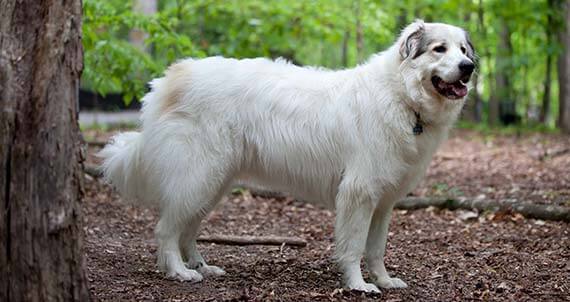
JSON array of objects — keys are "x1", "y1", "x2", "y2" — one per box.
[
  {"x1": 197, "y1": 235, "x2": 307, "y2": 247},
  {"x1": 248, "y1": 189, "x2": 570, "y2": 222},
  {"x1": 535, "y1": 147, "x2": 570, "y2": 161},
  {"x1": 548, "y1": 147, "x2": 570, "y2": 158},
  {"x1": 396, "y1": 197, "x2": 570, "y2": 222}
]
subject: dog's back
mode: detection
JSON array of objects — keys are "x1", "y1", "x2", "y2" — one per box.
[{"x1": 134, "y1": 57, "x2": 378, "y2": 205}]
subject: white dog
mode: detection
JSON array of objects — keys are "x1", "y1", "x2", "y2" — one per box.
[{"x1": 100, "y1": 20, "x2": 475, "y2": 293}]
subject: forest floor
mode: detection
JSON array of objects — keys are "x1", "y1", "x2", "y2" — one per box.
[{"x1": 83, "y1": 129, "x2": 570, "y2": 301}]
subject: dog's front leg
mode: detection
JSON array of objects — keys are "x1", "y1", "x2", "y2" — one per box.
[
  {"x1": 334, "y1": 182, "x2": 380, "y2": 293},
  {"x1": 365, "y1": 204, "x2": 408, "y2": 288}
]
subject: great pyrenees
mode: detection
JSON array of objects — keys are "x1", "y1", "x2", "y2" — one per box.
[{"x1": 100, "y1": 20, "x2": 475, "y2": 293}]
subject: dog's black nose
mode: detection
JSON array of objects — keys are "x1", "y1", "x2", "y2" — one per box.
[{"x1": 458, "y1": 60, "x2": 475, "y2": 75}]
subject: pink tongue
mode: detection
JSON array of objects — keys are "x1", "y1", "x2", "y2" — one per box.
[
  {"x1": 438, "y1": 81, "x2": 449, "y2": 90},
  {"x1": 437, "y1": 80, "x2": 467, "y2": 97},
  {"x1": 452, "y1": 83, "x2": 467, "y2": 97}
]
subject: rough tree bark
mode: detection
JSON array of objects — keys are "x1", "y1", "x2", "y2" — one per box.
[
  {"x1": 559, "y1": 0, "x2": 570, "y2": 133},
  {"x1": 0, "y1": 0, "x2": 89, "y2": 301}
]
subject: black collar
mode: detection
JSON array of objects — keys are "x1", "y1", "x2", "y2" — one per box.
[{"x1": 413, "y1": 111, "x2": 424, "y2": 135}]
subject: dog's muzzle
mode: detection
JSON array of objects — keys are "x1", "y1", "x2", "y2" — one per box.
[{"x1": 431, "y1": 60, "x2": 474, "y2": 100}]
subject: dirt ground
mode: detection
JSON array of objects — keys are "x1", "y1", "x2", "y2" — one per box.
[{"x1": 83, "y1": 129, "x2": 570, "y2": 301}]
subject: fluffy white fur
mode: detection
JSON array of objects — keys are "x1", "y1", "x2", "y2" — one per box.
[{"x1": 99, "y1": 21, "x2": 474, "y2": 292}]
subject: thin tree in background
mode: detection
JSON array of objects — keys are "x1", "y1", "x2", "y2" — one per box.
[
  {"x1": 541, "y1": 0, "x2": 555, "y2": 124},
  {"x1": 341, "y1": 30, "x2": 350, "y2": 67},
  {"x1": 130, "y1": 0, "x2": 158, "y2": 51},
  {"x1": 478, "y1": 0, "x2": 497, "y2": 125},
  {"x1": 490, "y1": 19, "x2": 514, "y2": 125},
  {"x1": 0, "y1": 0, "x2": 89, "y2": 300},
  {"x1": 354, "y1": 0, "x2": 364, "y2": 63},
  {"x1": 559, "y1": 0, "x2": 570, "y2": 133},
  {"x1": 461, "y1": 9, "x2": 482, "y2": 123}
]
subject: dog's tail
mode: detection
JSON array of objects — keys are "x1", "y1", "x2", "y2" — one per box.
[{"x1": 98, "y1": 131, "x2": 150, "y2": 204}]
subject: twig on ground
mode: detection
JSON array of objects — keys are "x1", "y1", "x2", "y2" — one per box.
[{"x1": 197, "y1": 235, "x2": 307, "y2": 247}]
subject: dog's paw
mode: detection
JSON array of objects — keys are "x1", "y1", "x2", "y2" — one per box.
[
  {"x1": 198, "y1": 265, "x2": 226, "y2": 277},
  {"x1": 346, "y1": 281, "x2": 381, "y2": 293},
  {"x1": 167, "y1": 267, "x2": 204, "y2": 283},
  {"x1": 374, "y1": 277, "x2": 408, "y2": 289}
]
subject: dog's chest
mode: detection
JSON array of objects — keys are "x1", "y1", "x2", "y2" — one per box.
[
  {"x1": 413, "y1": 131, "x2": 442, "y2": 161},
  {"x1": 394, "y1": 130, "x2": 445, "y2": 197}
]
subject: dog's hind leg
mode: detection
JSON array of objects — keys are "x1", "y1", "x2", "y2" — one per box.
[
  {"x1": 180, "y1": 200, "x2": 227, "y2": 278},
  {"x1": 334, "y1": 179, "x2": 380, "y2": 293},
  {"x1": 155, "y1": 174, "x2": 231, "y2": 282},
  {"x1": 150, "y1": 128, "x2": 237, "y2": 282},
  {"x1": 365, "y1": 204, "x2": 408, "y2": 288},
  {"x1": 155, "y1": 209, "x2": 204, "y2": 282}
]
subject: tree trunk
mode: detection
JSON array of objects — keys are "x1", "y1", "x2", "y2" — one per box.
[
  {"x1": 559, "y1": 0, "x2": 570, "y2": 133},
  {"x1": 489, "y1": 85, "x2": 501, "y2": 125},
  {"x1": 341, "y1": 30, "x2": 350, "y2": 67},
  {"x1": 396, "y1": 7, "x2": 407, "y2": 31},
  {"x1": 463, "y1": 75, "x2": 483, "y2": 122},
  {"x1": 477, "y1": 0, "x2": 496, "y2": 125},
  {"x1": 491, "y1": 19, "x2": 514, "y2": 125},
  {"x1": 541, "y1": 52, "x2": 553, "y2": 123},
  {"x1": 0, "y1": 0, "x2": 89, "y2": 301},
  {"x1": 461, "y1": 12, "x2": 482, "y2": 123},
  {"x1": 540, "y1": 0, "x2": 555, "y2": 124}
]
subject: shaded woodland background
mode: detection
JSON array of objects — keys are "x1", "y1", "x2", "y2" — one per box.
[
  {"x1": 2, "y1": 1, "x2": 568, "y2": 301},
  {"x1": 82, "y1": 0, "x2": 570, "y2": 132}
]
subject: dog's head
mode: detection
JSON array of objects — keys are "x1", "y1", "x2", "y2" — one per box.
[{"x1": 397, "y1": 20, "x2": 476, "y2": 124}]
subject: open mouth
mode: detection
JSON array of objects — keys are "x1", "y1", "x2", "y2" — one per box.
[{"x1": 431, "y1": 75, "x2": 469, "y2": 99}]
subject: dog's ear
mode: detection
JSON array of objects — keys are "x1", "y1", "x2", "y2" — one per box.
[
  {"x1": 399, "y1": 20, "x2": 426, "y2": 60},
  {"x1": 464, "y1": 30, "x2": 477, "y2": 63}
]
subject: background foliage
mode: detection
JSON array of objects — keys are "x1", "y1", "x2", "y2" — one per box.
[{"x1": 82, "y1": 0, "x2": 567, "y2": 127}]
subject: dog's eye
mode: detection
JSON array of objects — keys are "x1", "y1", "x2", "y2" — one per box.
[
  {"x1": 461, "y1": 46, "x2": 467, "y2": 54},
  {"x1": 433, "y1": 45, "x2": 447, "y2": 53}
]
